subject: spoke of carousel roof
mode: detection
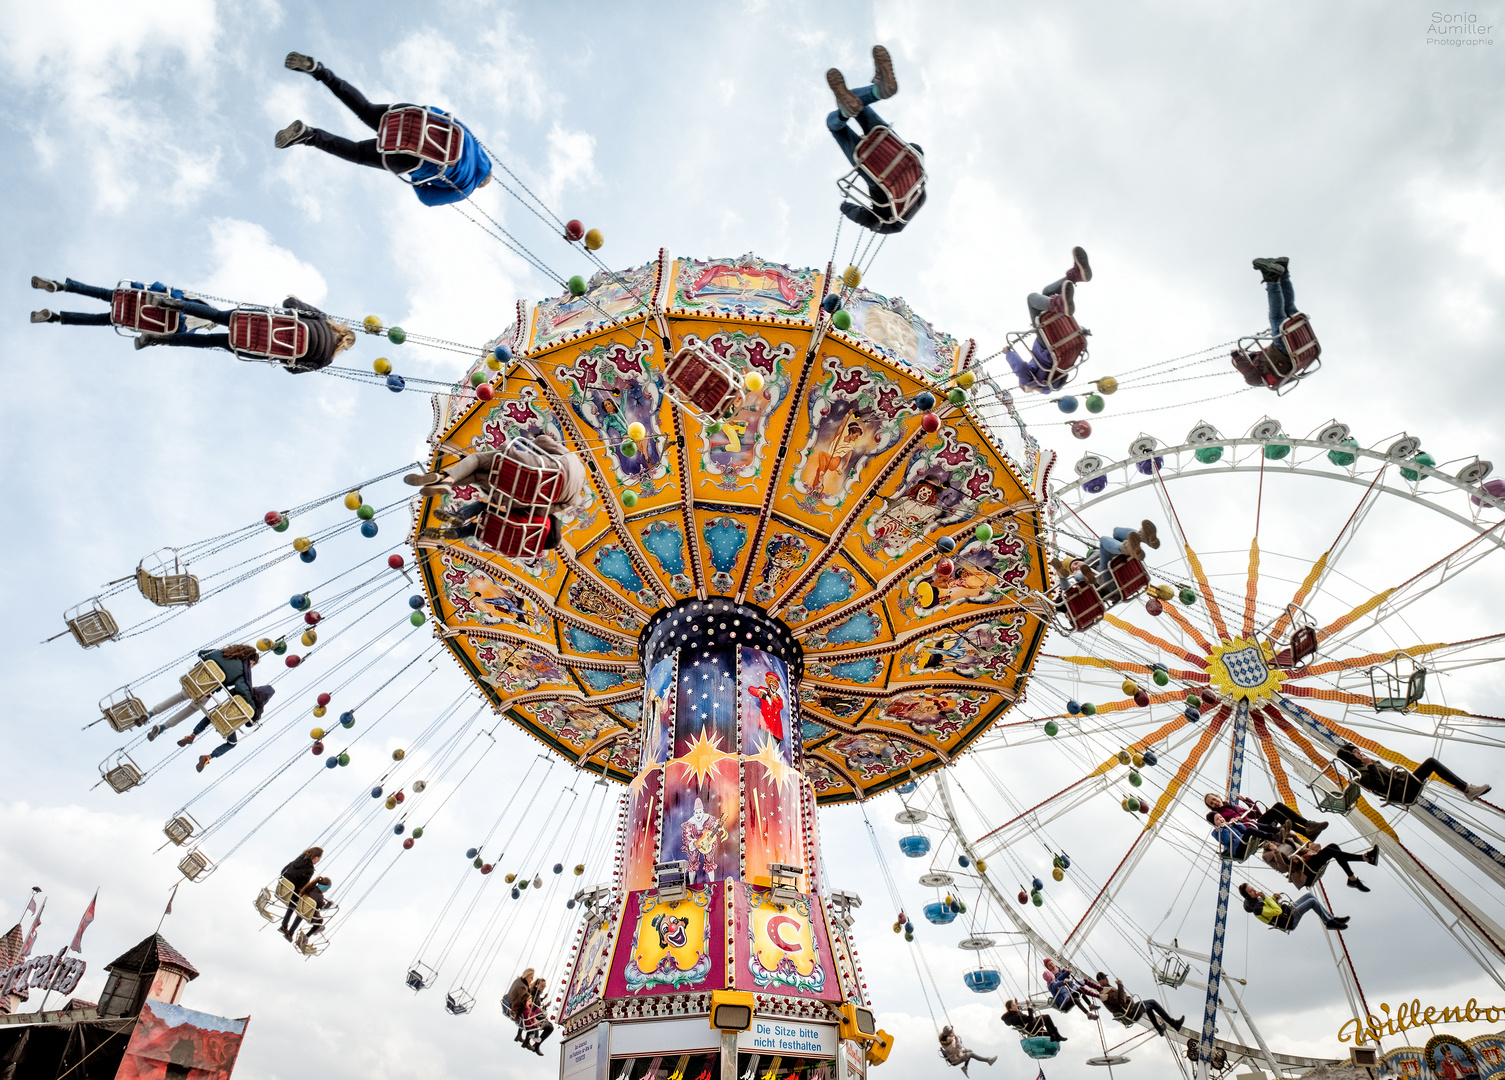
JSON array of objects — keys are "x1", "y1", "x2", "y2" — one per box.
[
  {"x1": 798, "y1": 677, "x2": 1010, "y2": 702},
  {"x1": 803, "y1": 606, "x2": 1033, "y2": 674},
  {"x1": 667, "y1": 402, "x2": 707, "y2": 599},
  {"x1": 522, "y1": 355, "x2": 674, "y2": 608},
  {"x1": 444, "y1": 623, "x2": 637, "y2": 670}
]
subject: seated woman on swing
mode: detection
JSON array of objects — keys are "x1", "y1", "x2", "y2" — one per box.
[
  {"x1": 1001, "y1": 1000, "x2": 1065, "y2": 1042},
  {"x1": 1042, "y1": 958, "x2": 1101, "y2": 1018},
  {"x1": 1237, "y1": 883, "x2": 1349, "y2": 933},
  {"x1": 1093, "y1": 972, "x2": 1184, "y2": 1036},
  {"x1": 1260, "y1": 837, "x2": 1379, "y2": 892},
  {"x1": 938, "y1": 1026, "x2": 996, "y2": 1075},
  {"x1": 1334, "y1": 743, "x2": 1490, "y2": 803},
  {"x1": 1203, "y1": 792, "x2": 1327, "y2": 844}
]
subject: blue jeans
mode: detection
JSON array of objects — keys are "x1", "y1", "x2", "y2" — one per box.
[
  {"x1": 1097, "y1": 527, "x2": 1133, "y2": 571},
  {"x1": 1266, "y1": 273, "x2": 1298, "y2": 343},
  {"x1": 827, "y1": 84, "x2": 884, "y2": 165},
  {"x1": 192, "y1": 718, "x2": 238, "y2": 757},
  {"x1": 1285, "y1": 892, "x2": 1337, "y2": 929}
]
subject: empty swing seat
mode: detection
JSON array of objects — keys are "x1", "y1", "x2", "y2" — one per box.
[
  {"x1": 478, "y1": 511, "x2": 553, "y2": 560},
  {"x1": 1314, "y1": 783, "x2": 1363, "y2": 815},
  {"x1": 665, "y1": 343, "x2": 743, "y2": 421},
  {"x1": 378, "y1": 106, "x2": 464, "y2": 174},
  {"x1": 102, "y1": 759, "x2": 143, "y2": 794},
  {"x1": 254, "y1": 887, "x2": 276, "y2": 921},
  {"x1": 229, "y1": 308, "x2": 309, "y2": 362},
  {"x1": 964, "y1": 970, "x2": 1002, "y2": 994},
  {"x1": 838, "y1": 126, "x2": 927, "y2": 226},
  {"x1": 111, "y1": 287, "x2": 181, "y2": 335},
  {"x1": 178, "y1": 850, "x2": 214, "y2": 881},
  {"x1": 1273, "y1": 626, "x2": 1318, "y2": 670},
  {"x1": 163, "y1": 814, "x2": 198, "y2": 846},
  {"x1": 66, "y1": 600, "x2": 119, "y2": 649}
]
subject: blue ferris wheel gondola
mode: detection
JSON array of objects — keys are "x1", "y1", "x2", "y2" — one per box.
[
  {"x1": 923, "y1": 902, "x2": 957, "y2": 925},
  {"x1": 898, "y1": 835, "x2": 931, "y2": 858},
  {"x1": 963, "y1": 969, "x2": 1002, "y2": 994}
]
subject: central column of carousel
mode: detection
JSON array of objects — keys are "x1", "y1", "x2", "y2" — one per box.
[{"x1": 555, "y1": 598, "x2": 887, "y2": 1080}]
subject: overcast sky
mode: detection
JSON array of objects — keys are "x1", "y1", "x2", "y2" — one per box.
[{"x1": 2, "y1": 3, "x2": 1503, "y2": 1080}]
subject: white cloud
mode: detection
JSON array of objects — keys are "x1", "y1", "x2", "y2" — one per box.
[{"x1": 192, "y1": 218, "x2": 329, "y2": 307}]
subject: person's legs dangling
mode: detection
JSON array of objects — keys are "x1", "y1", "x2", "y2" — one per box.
[
  {"x1": 311, "y1": 67, "x2": 390, "y2": 130},
  {"x1": 63, "y1": 279, "x2": 115, "y2": 302}
]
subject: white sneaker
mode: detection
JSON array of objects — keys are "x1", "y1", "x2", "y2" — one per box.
[{"x1": 1465, "y1": 783, "x2": 1491, "y2": 801}]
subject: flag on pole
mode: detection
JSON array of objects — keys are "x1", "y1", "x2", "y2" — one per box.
[
  {"x1": 165, "y1": 884, "x2": 179, "y2": 917},
  {"x1": 21, "y1": 898, "x2": 45, "y2": 957},
  {"x1": 23, "y1": 894, "x2": 37, "y2": 920},
  {"x1": 70, "y1": 890, "x2": 98, "y2": 952},
  {"x1": 1036, "y1": 1069, "x2": 1046, "y2": 1080}
]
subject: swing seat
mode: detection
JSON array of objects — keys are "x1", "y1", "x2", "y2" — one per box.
[
  {"x1": 178, "y1": 849, "x2": 214, "y2": 882},
  {"x1": 100, "y1": 690, "x2": 148, "y2": 733},
  {"x1": 1058, "y1": 581, "x2": 1105, "y2": 633},
  {"x1": 1279, "y1": 313, "x2": 1320, "y2": 373},
  {"x1": 181, "y1": 658, "x2": 227, "y2": 700},
  {"x1": 836, "y1": 126, "x2": 927, "y2": 227},
  {"x1": 406, "y1": 968, "x2": 429, "y2": 991},
  {"x1": 208, "y1": 692, "x2": 255, "y2": 736},
  {"x1": 163, "y1": 814, "x2": 197, "y2": 846},
  {"x1": 665, "y1": 342, "x2": 743, "y2": 421},
  {"x1": 66, "y1": 600, "x2": 119, "y2": 649},
  {"x1": 294, "y1": 894, "x2": 319, "y2": 919},
  {"x1": 102, "y1": 759, "x2": 143, "y2": 794},
  {"x1": 445, "y1": 991, "x2": 475, "y2": 1015},
  {"x1": 1020, "y1": 1037, "x2": 1061, "y2": 1060},
  {"x1": 1273, "y1": 625, "x2": 1318, "y2": 670},
  {"x1": 111, "y1": 287, "x2": 181, "y2": 335},
  {"x1": 294, "y1": 930, "x2": 327, "y2": 956},
  {"x1": 488, "y1": 438, "x2": 566, "y2": 508},
  {"x1": 1314, "y1": 782, "x2": 1363, "y2": 815},
  {"x1": 229, "y1": 308, "x2": 309, "y2": 361},
  {"x1": 1035, "y1": 310, "x2": 1088, "y2": 371},
  {"x1": 1212, "y1": 826, "x2": 1258, "y2": 862},
  {"x1": 477, "y1": 510, "x2": 553, "y2": 560},
  {"x1": 378, "y1": 106, "x2": 464, "y2": 173},
  {"x1": 1095, "y1": 555, "x2": 1148, "y2": 605},
  {"x1": 254, "y1": 887, "x2": 276, "y2": 921}
]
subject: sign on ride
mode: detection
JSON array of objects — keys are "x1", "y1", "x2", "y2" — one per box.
[{"x1": 0, "y1": 945, "x2": 87, "y2": 1000}]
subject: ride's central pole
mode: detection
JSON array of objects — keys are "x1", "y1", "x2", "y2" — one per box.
[{"x1": 1197, "y1": 700, "x2": 1249, "y2": 1080}]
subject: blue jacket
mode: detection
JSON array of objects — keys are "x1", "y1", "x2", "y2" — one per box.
[{"x1": 409, "y1": 112, "x2": 492, "y2": 207}]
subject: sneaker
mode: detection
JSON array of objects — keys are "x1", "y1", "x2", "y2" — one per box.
[
  {"x1": 275, "y1": 120, "x2": 312, "y2": 149},
  {"x1": 135, "y1": 333, "x2": 168, "y2": 350},
  {"x1": 30, "y1": 310, "x2": 58, "y2": 323},
  {"x1": 196, "y1": 754, "x2": 212, "y2": 773},
  {"x1": 419, "y1": 484, "x2": 452, "y2": 499},
  {"x1": 1346, "y1": 877, "x2": 1371, "y2": 892},
  {"x1": 1364, "y1": 845, "x2": 1380, "y2": 866},
  {"x1": 284, "y1": 51, "x2": 320, "y2": 73},
  {"x1": 1122, "y1": 532, "x2": 1145, "y2": 560},
  {"x1": 1056, "y1": 279, "x2": 1076, "y2": 316},
  {"x1": 147, "y1": 725, "x2": 163, "y2": 741},
  {"x1": 1465, "y1": 783, "x2": 1491, "y2": 801},
  {"x1": 1139, "y1": 519, "x2": 1160, "y2": 549},
  {"x1": 1329, "y1": 916, "x2": 1350, "y2": 930},
  {"x1": 1252, "y1": 258, "x2": 1287, "y2": 283},
  {"x1": 30, "y1": 276, "x2": 60, "y2": 292},
  {"x1": 404, "y1": 472, "x2": 442, "y2": 487},
  {"x1": 177, "y1": 734, "x2": 196, "y2": 747},
  {"x1": 826, "y1": 68, "x2": 863, "y2": 120},
  {"x1": 1308, "y1": 820, "x2": 1328, "y2": 838},
  {"x1": 871, "y1": 45, "x2": 898, "y2": 99},
  {"x1": 1069, "y1": 246, "x2": 1093, "y2": 283}
]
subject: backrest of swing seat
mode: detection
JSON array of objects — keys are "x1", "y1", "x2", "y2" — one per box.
[
  {"x1": 667, "y1": 345, "x2": 740, "y2": 417},
  {"x1": 112, "y1": 288, "x2": 179, "y2": 335},
  {"x1": 104, "y1": 762, "x2": 143, "y2": 793},
  {"x1": 103, "y1": 694, "x2": 148, "y2": 733},
  {"x1": 254, "y1": 887, "x2": 274, "y2": 919},
  {"x1": 1063, "y1": 582, "x2": 1105, "y2": 631},
  {"x1": 1280, "y1": 313, "x2": 1320, "y2": 369},
  {"x1": 294, "y1": 894, "x2": 318, "y2": 919},
  {"x1": 1108, "y1": 555, "x2": 1149, "y2": 600},
  {"x1": 69, "y1": 607, "x2": 119, "y2": 647},
  {"x1": 275, "y1": 877, "x2": 297, "y2": 903},
  {"x1": 379, "y1": 107, "x2": 462, "y2": 166},
  {"x1": 479, "y1": 511, "x2": 551, "y2": 559},
  {"x1": 268, "y1": 315, "x2": 308, "y2": 359},
  {"x1": 1035, "y1": 312, "x2": 1086, "y2": 370},
  {"x1": 1290, "y1": 626, "x2": 1318, "y2": 664},
  {"x1": 854, "y1": 128, "x2": 925, "y2": 212},
  {"x1": 181, "y1": 658, "x2": 227, "y2": 700},
  {"x1": 209, "y1": 692, "x2": 255, "y2": 737},
  {"x1": 138, "y1": 567, "x2": 200, "y2": 607},
  {"x1": 1407, "y1": 668, "x2": 1427, "y2": 704},
  {"x1": 490, "y1": 444, "x2": 563, "y2": 507}
]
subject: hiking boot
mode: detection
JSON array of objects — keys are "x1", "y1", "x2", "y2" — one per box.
[
  {"x1": 431, "y1": 505, "x2": 460, "y2": 523},
  {"x1": 1139, "y1": 519, "x2": 1160, "y2": 548},
  {"x1": 30, "y1": 310, "x2": 58, "y2": 323},
  {"x1": 871, "y1": 45, "x2": 898, "y2": 99},
  {"x1": 1252, "y1": 257, "x2": 1287, "y2": 283},
  {"x1": 404, "y1": 472, "x2": 442, "y2": 487},
  {"x1": 284, "y1": 51, "x2": 320, "y2": 73},
  {"x1": 826, "y1": 69, "x2": 862, "y2": 119},
  {"x1": 418, "y1": 526, "x2": 445, "y2": 541},
  {"x1": 1363, "y1": 845, "x2": 1380, "y2": 866},
  {"x1": 275, "y1": 120, "x2": 312, "y2": 149},
  {"x1": 196, "y1": 754, "x2": 212, "y2": 773},
  {"x1": 135, "y1": 333, "x2": 168, "y2": 350},
  {"x1": 1121, "y1": 531, "x2": 1145, "y2": 560},
  {"x1": 1346, "y1": 877, "x2": 1371, "y2": 892},
  {"x1": 1465, "y1": 783, "x2": 1492, "y2": 801},
  {"x1": 30, "y1": 276, "x2": 60, "y2": 292},
  {"x1": 147, "y1": 725, "x2": 163, "y2": 741},
  {"x1": 1067, "y1": 246, "x2": 1092, "y2": 283},
  {"x1": 177, "y1": 734, "x2": 195, "y2": 747},
  {"x1": 1307, "y1": 819, "x2": 1328, "y2": 838}
]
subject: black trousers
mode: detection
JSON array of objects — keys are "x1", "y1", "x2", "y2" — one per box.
[{"x1": 305, "y1": 66, "x2": 419, "y2": 173}]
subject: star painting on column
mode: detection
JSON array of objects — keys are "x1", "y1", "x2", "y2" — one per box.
[
  {"x1": 662, "y1": 650, "x2": 740, "y2": 886},
  {"x1": 740, "y1": 646, "x2": 801, "y2": 879}
]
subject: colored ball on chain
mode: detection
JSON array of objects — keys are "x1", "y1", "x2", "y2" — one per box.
[
  {"x1": 1081, "y1": 702, "x2": 1096, "y2": 715},
  {"x1": 842, "y1": 265, "x2": 862, "y2": 288},
  {"x1": 832, "y1": 309, "x2": 852, "y2": 331},
  {"x1": 387, "y1": 327, "x2": 406, "y2": 344},
  {"x1": 1143, "y1": 750, "x2": 1158, "y2": 767},
  {"x1": 1179, "y1": 587, "x2": 1197, "y2": 606},
  {"x1": 410, "y1": 610, "x2": 426, "y2": 627},
  {"x1": 355, "y1": 503, "x2": 375, "y2": 521},
  {"x1": 975, "y1": 859, "x2": 987, "y2": 872},
  {"x1": 285, "y1": 654, "x2": 301, "y2": 667},
  {"x1": 1152, "y1": 669, "x2": 1170, "y2": 686},
  {"x1": 412, "y1": 827, "x2": 423, "y2": 839},
  {"x1": 467, "y1": 848, "x2": 479, "y2": 860},
  {"x1": 822, "y1": 293, "x2": 842, "y2": 314},
  {"x1": 373, "y1": 357, "x2": 392, "y2": 375},
  {"x1": 1096, "y1": 377, "x2": 1119, "y2": 395},
  {"x1": 956, "y1": 372, "x2": 976, "y2": 390},
  {"x1": 340, "y1": 711, "x2": 355, "y2": 728},
  {"x1": 301, "y1": 630, "x2": 317, "y2": 647},
  {"x1": 338, "y1": 753, "x2": 350, "y2": 766},
  {"x1": 1185, "y1": 706, "x2": 1201, "y2": 722},
  {"x1": 300, "y1": 548, "x2": 317, "y2": 563},
  {"x1": 1185, "y1": 692, "x2": 1200, "y2": 706},
  {"x1": 290, "y1": 593, "x2": 309, "y2": 610},
  {"x1": 975, "y1": 523, "x2": 993, "y2": 542},
  {"x1": 583, "y1": 228, "x2": 604, "y2": 251},
  {"x1": 1126, "y1": 796, "x2": 1140, "y2": 813},
  {"x1": 904, "y1": 921, "x2": 914, "y2": 934},
  {"x1": 1132, "y1": 751, "x2": 1145, "y2": 768},
  {"x1": 935, "y1": 558, "x2": 955, "y2": 577},
  {"x1": 394, "y1": 791, "x2": 405, "y2": 802},
  {"x1": 1044, "y1": 720, "x2": 1059, "y2": 736},
  {"x1": 626, "y1": 421, "x2": 647, "y2": 441},
  {"x1": 1121, "y1": 679, "x2": 1139, "y2": 696},
  {"x1": 920, "y1": 413, "x2": 940, "y2": 434},
  {"x1": 325, "y1": 756, "x2": 338, "y2": 768},
  {"x1": 1032, "y1": 877, "x2": 1043, "y2": 892},
  {"x1": 371, "y1": 787, "x2": 383, "y2": 799},
  {"x1": 621, "y1": 491, "x2": 638, "y2": 508},
  {"x1": 317, "y1": 692, "x2": 332, "y2": 707},
  {"x1": 620, "y1": 439, "x2": 638, "y2": 457},
  {"x1": 553, "y1": 863, "x2": 563, "y2": 874},
  {"x1": 1070, "y1": 421, "x2": 1092, "y2": 439},
  {"x1": 744, "y1": 371, "x2": 765, "y2": 392},
  {"x1": 386, "y1": 374, "x2": 405, "y2": 392},
  {"x1": 1058, "y1": 396, "x2": 1079, "y2": 414},
  {"x1": 469, "y1": 370, "x2": 487, "y2": 388},
  {"x1": 1053, "y1": 855, "x2": 1063, "y2": 869},
  {"x1": 1139, "y1": 800, "x2": 1150, "y2": 815},
  {"x1": 403, "y1": 837, "x2": 415, "y2": 849},
  {"x1": 1018, "y1": 890, "x2": 1028, "y2": 904},
  {"x1": 273, "y1": 639, "x2": 288, "y2": 655},
  {"x1": 273, "y1": 517, "x2": 289, "y2": 532},
  {"x1": 293, "y1": 537, "x2": 312, "y2": 553},
  {"x1": 312, "y1": 740, "x2": 324, "y2": 755},
  {"x1": 1032, "y1": 892, "x2": 1044, "y2": 907},
  {"x1": 512, "y1": 887, "x2": 521, "y2": 899},
  {"x1": 385, "y1": 796, "x2": 398, "y2": 809},
  {"x1": 1134, "y1": 690, "x2": 1150, "y2": 707},
  {"x1": 936, "y1": 535, "x2": 956, "y2": 554},
  {"x1": 1052, "y1": 866, "x2": 1064, "y2": 882},
  {"x1": 564, "y1": 219, "x2": 585, "y2": 241},
  {"x1": 1066, "y1": 700, "x2": 1081, "y2": 715},
  {"x1": 264, "y1": 511, "x2": 283, "y2": 527},
  {"x1": 305, "y1": 610, "x2": 322, "y2": 625},
  {"x1": 312, "y1": 706, "x2": 326, "y2": 719},
  {"x1": 387, "y1": 554, "x2": 405, "y2": 570},
  {"x1": 1146, "y1": 598, "x2": 1164, "y2": 616},
  {"x1": 310, "y1": 727, "x2": 325, "y2": 740},
  {"x1": 568, "y1": 275, "x2": 587, "y2": 296},
  {"x1": 257, "y1": 638, "x2": 274, "y2": 652},
  {"x1": 360, "y1": 521, "x2": 379, "y2": 538},
  {"x1": 947, "y1": 387, "x2": 968, "y2": 405},
  {"x1": 1085, "y1": 394, "x2": 1105, "y2": 414},
  {"x1": 363, "y1": 315, "x2": 383, "y2": 334},
  {"x1": 493, "y1": 344, "x2": 513, "y2": 364},
  {"x1": 958, "y1": 854, "x2": 971, "y2": 868},
  {"x1": 1129, "y1": 770, "x2": 1142, "y2": 787},
  {"x1": 1201, "y1": 687, "x2": 1218, "y2": 705},
  {"x1": 915, "y1": 391, "x2": 936, "y2": 411},
  {"x1": 344, "y1": 492, "x2": 363, "y2": 510},
  {"x1": 408, "y1": 595, "x2": 425, "y2": 610}
]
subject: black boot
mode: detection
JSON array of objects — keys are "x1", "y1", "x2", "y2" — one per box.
[{"x1": 1252, "y1": 258, "x2": 1287, "y2": 283}]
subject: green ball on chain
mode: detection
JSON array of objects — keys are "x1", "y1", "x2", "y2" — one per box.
[
  {"x1": 357, "y1": 504, "x2": 375, "y2": 520},
  {"x1": 621, "y1": 439, "x2": 638, "y2": 458},
  {"x1": 1179, "y1": 587, "x2": 1198, "y2": 606},
  {"x1": 975, "y1": 522, "x2": 993, "y2": 542},
  {"x1": 387, "y1": 326, "x2": 406, "y2": 344},
  {"x1": 622, "y1": 490, "x2": 639, "y2": 508},
  {"x1": 1044, "y1": 720, "x2": 1059, "y2": 737},
  {"x1": 1085, "y1": 394, "x2": 1105, "y2": 414},
  {"x1": 1080, "y1": 702, "x2": 1097, "y2": 715},
  {"x1": 1152, "y1": 669, "x2": 1170, "y2": 686},
  {"x1": 410, "y1": 610, "x2": 426, "y2": 627},
  {"x1": 470, "y1": 370, "x2": 487, "y2": 387},
  {"x1": 947, "y1": 387, "x2": 968, "y2": 406},
  {"x1": 832, "y1": 309, "x2": 852, "y2": 331},
  {"x1": 568, "y1": 275, "x2": 587, "y2": 296}
]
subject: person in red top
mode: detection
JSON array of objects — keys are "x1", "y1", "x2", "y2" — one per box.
[{"x1": 747, "y1": 671, "x2": 786, "y2": 740}]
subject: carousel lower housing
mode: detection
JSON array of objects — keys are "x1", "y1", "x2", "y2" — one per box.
[{"x1": 555, "y1": 600, "x2": 888, "y2": 1080}]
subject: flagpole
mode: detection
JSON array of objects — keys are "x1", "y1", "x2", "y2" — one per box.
[
  {"x1": 13, "y1": 887, "x2": 40, "y2": 934},
  {"x1": 155, "y1": 884, "x2": 179, "y2": 935}
]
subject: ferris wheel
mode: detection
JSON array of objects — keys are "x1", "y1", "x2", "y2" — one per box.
[{"x1": 883, "y1": 411, "x2": 1505, "y2": 1079}]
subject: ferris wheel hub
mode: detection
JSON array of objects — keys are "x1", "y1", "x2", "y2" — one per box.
[{"x1": 1205, "y1": 637, "x2": 1286, "y2": 703}]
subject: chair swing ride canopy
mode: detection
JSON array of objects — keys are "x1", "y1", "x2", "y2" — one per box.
[{"x1": 413, "y1": 250, "x2": 1053, "y2": 804}]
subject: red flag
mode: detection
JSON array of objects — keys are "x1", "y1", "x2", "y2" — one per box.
[
  {"x1": 164, "y1": 883, "x2": 178, "y2": 917},
  {"x1": 23, "y1": 895, "x2": 36, "y2": 920},
  {"x1": 70, "y1": 890, "x2": 98, "y2": 952},
  {"x1": 21, "y1": 898, "x2": 45, "y2": 957}
]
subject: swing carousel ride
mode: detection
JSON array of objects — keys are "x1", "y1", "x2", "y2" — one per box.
[{"x1": 41, "y1": 54, "x2": 1505, "y2": 1080}]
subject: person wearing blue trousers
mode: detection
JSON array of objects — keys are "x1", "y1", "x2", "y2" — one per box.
[
  {"x1": 1252, "y1": 257, "x2": 1300, "y2": 345},
  {"x1": 1096, "y1": 520, "x2": 1160, "y2": 572},
  {"x1": 826, "y1": 46, "x2": 926, "y2": 234}
]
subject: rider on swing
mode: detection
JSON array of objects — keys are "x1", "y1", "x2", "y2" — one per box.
[{"x1": 826, "y1": 46, "x2": 926, "y2": 234}]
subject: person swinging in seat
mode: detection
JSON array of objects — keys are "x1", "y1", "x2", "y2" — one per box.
[
  {"x1": 1003, "y1": 248, "x2": 1093, "y2": 393},
  {"x1": 1094, "y1": 972, "x2": 1184, "y2": 1036},
  {"x1": 1260, "y1": 837, "x2": 1379, "y2": 892},
  {"x1": 1238, "y1": 883, "x2": 1349, "y2": 933},
  {"x1": 1001, "y1": 1000, "x2": 1065, "y2": 1043},
  {"x1": 275, "y1": 52, "x2": 492, "y2": 207},
  {"x1": 144, "y1": 643, "x2": 259, "y2": 741},
  {"x1": 826, "y1": 46, "x2": 926, "y2": 234},
  {"x1": 938, "y1": 1026, "x2": 996, "y2": 1075},
  {"x1": 1229, "y1": 258, "x2": 1319, "y2": 391},
  {"x1": 1334, "y1": 743, "x2": 1490, "y2": 804}
]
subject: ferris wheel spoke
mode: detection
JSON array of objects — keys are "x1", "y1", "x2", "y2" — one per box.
[
  {"x1": 1250, "y1": 708, "x2": 1298, "y2": 806},
  {"x1": 1103, "y1": 613, "x2": 1208, "y2": 668},
  {"x1": 1241, "y1": 537, "x2": 1262, "y2": 638},
  {"x1": 1157, "y1": 599, "x2": 1215, "y2": 654},
  {"x1": 1302, "y1": 641, "x2": 1451, "y2": 678},
  {"x1": 1273, "y1": 696, "x2": 1419, "y2": 770}
]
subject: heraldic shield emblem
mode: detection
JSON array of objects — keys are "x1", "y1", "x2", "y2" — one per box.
[{"x1": 1222, "y1": 644, "x2": 1271, "y2": 690}]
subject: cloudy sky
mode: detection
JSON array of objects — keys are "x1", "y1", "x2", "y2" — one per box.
[{"x1": 2, "y1": 2, "x2": 1503, "y2": 1079}]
